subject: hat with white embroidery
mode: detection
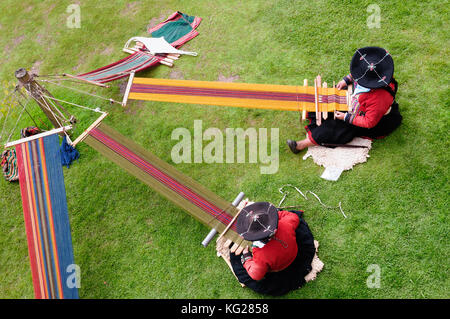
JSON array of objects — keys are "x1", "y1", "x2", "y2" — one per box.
[
  {"x1": 350, "y1": 46, "x2": 394, "y2": 89},
  {"x1": 236, "y1": 202, "x2": 278, "y2": 241}
]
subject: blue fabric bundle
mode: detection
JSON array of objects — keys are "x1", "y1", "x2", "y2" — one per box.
[{"x1": 60, "y1": 135, "x2": 80, "y2": 168}]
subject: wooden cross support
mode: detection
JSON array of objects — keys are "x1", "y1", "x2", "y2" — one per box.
[{"x1": 15, "y1": 68, "x2": 76, "y2": 129}]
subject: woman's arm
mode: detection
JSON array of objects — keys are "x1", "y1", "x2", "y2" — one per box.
[
  {"x1": 342, "y1": 90, "x2": 393, "y2": 128},
  {"x1": 336, "y1": 74, "x2": 353, "y2": 90},
  {"x1": 241, "y1": 247, "x2": 268, "y2": 281}
]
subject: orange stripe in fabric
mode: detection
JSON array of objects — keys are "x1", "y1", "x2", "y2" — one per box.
[{"x1": 38, "y1": 138, "x2": 64, "y2": 299}]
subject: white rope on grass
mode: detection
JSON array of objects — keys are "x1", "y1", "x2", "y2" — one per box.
[{"x1": 278, "y1": 184, "x2": 347, "y2": 218}]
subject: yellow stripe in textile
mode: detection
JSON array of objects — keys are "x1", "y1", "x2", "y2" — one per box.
[
  {"x1": 129, "y1": 78, "x2": 348, "y2": 111},
  {"x1": 21, "y1": 143, "x2": 47, "y2": 298},
  {"x1": 133, "y1": 77, "x2": 305, "y2": 93},
  {"x1": 129, "y1": 92, "x2": 312, "y2": 111}
]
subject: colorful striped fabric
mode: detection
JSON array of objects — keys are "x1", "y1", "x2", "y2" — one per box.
[
  {"x1": 1, "y1": 149, "x2": 19, "y2": 182},
  {"x1": 127, "y1": 77, "x2": 350, "y2": 112},
  {"x1": 84, "y1": 123, "x2": 247, "y2": 246},
  {"x1": 15, "y1": 134, "x2": 78, "y2": 299},
  {"x1": 148, "y1": 11, "x2": 202, "y2": 48},
  {"x1": 74, "y1": 51, "x2": 163, "y2": 84},
  {"x1": 72, "y1": 12, "x2": 202, "y2": 85}
]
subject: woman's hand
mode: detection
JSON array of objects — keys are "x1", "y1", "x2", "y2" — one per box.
[
  {"x1": 336, "y1": 80, "x2": 348, "y2": 90},
  {"x1": 335, "y1": 111, "x2": 347, "y2": 121}
]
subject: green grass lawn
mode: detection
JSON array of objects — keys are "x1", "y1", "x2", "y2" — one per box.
[{"x1": 0, "y1": 0, "x2": 449, "y2": 299}]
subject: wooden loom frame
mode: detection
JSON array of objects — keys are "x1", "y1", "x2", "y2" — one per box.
[
  {"x1": 3, "y1": 113, "x2": 108, "y2": 150},
  {"x1": 71, "y1": 112, "x2": 109, "y2": 147},
  {"x1": 3, "y1": 126, "x2": 72, "y2": 149}
]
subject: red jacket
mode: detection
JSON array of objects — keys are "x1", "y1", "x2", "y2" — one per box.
[
  {"x1": 343, "y1": 75, "x2": 395, "y2": 128},
  {"x1": 243, "y1": 211, "x2": 299, "y2": 281}
]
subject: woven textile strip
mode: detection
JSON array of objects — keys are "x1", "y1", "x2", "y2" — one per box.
[
  {"x1": 74, "y1": 12, "x2": 201, "y2": 84},
  {"x1": 84, "y1": 123, "x2": 246, "y2": 246},
  {"x1": 75, "y1": 51, "x2": 163, "y2": 84},
  {"x1": 15, "y1": 134, "x2": 78, "y2": 299},
  {"x1": 128, "y1": 77, "x2": 349, "y2": 112}
]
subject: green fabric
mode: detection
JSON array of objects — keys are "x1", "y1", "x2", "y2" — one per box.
[{"x1": 151, "y1": 13, "x2": 196, "y2": 44}]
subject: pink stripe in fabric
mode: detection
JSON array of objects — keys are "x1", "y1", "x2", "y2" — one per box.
[
  {"x1": 147, "y1": 11, "x2": 180, "y2": 33},
  {"x1": 88, "y1": 128, "x2": 235, "y2": 228}
]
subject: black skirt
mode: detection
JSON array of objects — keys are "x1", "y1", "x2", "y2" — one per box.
[
  {"x1": 305, "y1": 102, "x2": 402, "y2": 145},
  {"x1": 229, "y1": 211, "x2": 316, "y2": 296}
]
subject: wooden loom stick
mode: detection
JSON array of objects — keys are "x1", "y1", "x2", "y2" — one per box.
[
  {"x1": 301, "y1": 79, "x2": 307, "y2": 121},
  {"x1": 220, "y1": 238, "x2": 247, "y2": 256},
  {"x1": 234, "y1": 245, "x2": 246, "y2": 256},
  {"x1": 333, "y1": 81, "x2": 336, "y2": 119},
  {"x1": 230, "y1": 243, "x2": 240, "y2": 253},
  {"x1": 314, "y1": 75, "x2": 322, "y2": 126},
  {"x1": 123, "y1": 46, "x2": 140, "y2": 54},
  {"x1": 122, "y1": 71, "x2": 135, "y2": 107},
  {"x1": 122, "y1": 48, "x2": 136, "y2": 54},
  {"x1": 164, "y1": 57, "x2": 176, "y2": 64},
  {"x1": 322, "y1": 82, "x2": 328, "y2": 120},
  {"x1": 159, "y1": 60, "x2": 173, "y2": 67},
  {"x1": 4, "y1": 125, "x2": 72, "y2": 149},
  {"x1": 202, "y1": 192, "x2": 245, "y2": 247},
  {"x1": 123, "y1": 47, "x2": 174, "y2": 67},
  {"x1": 224, "y1": 239, "x2": 233, "y2": 248},
  {"x1": 216, "y1": 207, "x2": 244, "y2": 243},
  {"x1": 71, "y1": 112, "x2": 108, "y2": 147}
]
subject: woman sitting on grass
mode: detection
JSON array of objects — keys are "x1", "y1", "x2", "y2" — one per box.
[
  {"x1": 287, "y1": 46, "x2": 402, "y2": 153},
  {"x1": 229, "y1": 202, "x2": 317, "y2": 296}
]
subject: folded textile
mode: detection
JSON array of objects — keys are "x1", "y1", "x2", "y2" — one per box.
[
  {"x1": 124, "y1": 36, "x2": 198, "y2": 56},
  {"x1": 1, "y1": 149, "x2": 19, "y2": 182},
  {"x1": 71, "y1": 11, "x2": 202, "y2": 84},
  {"x1": 148, "y1": 11, "x2": 202, "y2": 48}
]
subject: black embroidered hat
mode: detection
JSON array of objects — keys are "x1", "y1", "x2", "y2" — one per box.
[
  {"x1": 350, "y1": 46, "x2": 394, "y2": 89},
  {"x1": 236, "y1": 202, "x2": 279, "y2": 241}
]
